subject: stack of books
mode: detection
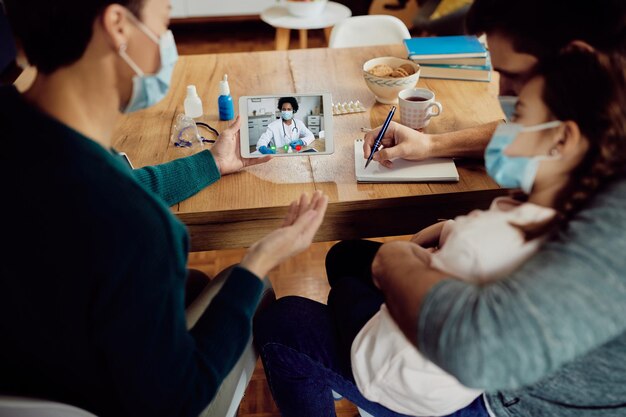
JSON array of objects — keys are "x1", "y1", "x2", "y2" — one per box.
[{"x1": 403, "y1": 35, "x2": 492, "y2": 82}]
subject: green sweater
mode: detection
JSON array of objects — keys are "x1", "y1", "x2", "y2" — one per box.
[
  {"x1": 419, "y1": 178, "x2": 626, "y2": 416},
  {"x1": 0, "y1": 86, "x2": 264, "y2": 417}
]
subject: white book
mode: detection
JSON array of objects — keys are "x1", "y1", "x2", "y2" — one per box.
[
  {"x1": 418, "y1": 63, "x2": 492, "y2": 82},
  {"x1": 354, "y1": 140, "x2": 459, "y2": 183},
  {"x1": 411, "y1": 56, "x2": 488, "y2": 66}
]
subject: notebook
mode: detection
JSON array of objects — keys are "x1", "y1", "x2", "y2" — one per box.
[
  {"x1": 403, "y1": 35, "x2": 488, "y2": 61},
  {"x1": 354, "y1": 140, "x2": 459, "y2": 183}
]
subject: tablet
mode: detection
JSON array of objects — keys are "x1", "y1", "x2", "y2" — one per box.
[{"x1": 239, "y1": 93, "x2": 334, "y2": 157}]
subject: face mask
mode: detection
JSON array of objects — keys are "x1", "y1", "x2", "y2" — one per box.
[
  {"x1": 485, "y1": 121, "x2": 562, "y2": 193},
  {"x1": 281, "y1": 110, "x2": 294, "y2": 121},
  {"x1": 119, "y1": 16, "x2": 179, "y2": 113},
  {"x1": 498, "y1": 95, "x2": 518, "y2": 121}
]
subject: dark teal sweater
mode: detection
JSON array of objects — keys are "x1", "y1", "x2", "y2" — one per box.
[{"x1": 0, "y1": 86, "x2": 264, "y2": 417}]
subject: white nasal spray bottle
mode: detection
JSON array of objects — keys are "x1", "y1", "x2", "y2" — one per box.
[{"x1": 184, "y1": 85, "x2": 204, "y2": 119}]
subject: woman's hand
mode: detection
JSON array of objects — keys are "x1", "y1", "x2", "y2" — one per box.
[
  {"x1": 363, "y1": 121, "x2": 434, "y2": 168},
  {"x1": 241, "y1": 191, "x2": 329, "y2": 278},
  {"x1": 212, "y1": 115, "x2": 272, "y2": 175}
]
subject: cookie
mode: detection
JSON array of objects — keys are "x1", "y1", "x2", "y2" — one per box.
[
  {"x1": 390, "y1": 67, "x2": 410, "y2": 77},
  {"x1": 368, "y1": 64, "x2": 394, "y2": 77},
  {"x1": 399, "y1": 63, "x2": 416, "y2": 75}
]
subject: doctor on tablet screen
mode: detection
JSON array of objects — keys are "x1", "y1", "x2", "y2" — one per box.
[{"x1": 257, "y1": 97, "x2": 315, "y2": 154}]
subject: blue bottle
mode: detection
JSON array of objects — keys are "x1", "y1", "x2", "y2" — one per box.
[{"x1": 218, "y1": 74, "x2": 234, "y2": 121}]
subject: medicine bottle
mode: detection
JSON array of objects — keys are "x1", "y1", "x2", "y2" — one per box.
[
  {"x1": 218, "y1": 74, "x2": 234, "y2": 121},
  {"x1": 184, "y1": 85, "x2": 204, "y2": 119}
]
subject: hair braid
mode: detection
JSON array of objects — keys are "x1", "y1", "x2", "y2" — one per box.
[{"x1": 543, "y1": 49, "x2": 626, "y2": 223}]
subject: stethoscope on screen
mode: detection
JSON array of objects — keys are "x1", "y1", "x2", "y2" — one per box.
[{"x1": 281, "y1": 120, "x2": 299, "y2": 141}]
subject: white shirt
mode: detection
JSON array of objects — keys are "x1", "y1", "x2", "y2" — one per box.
[
  {"x1": 255, "y1": 118, "x2": 315, "y2": 150},
  {"x1": 351, "y1": 198, "x2": 557, "y2": 416}
]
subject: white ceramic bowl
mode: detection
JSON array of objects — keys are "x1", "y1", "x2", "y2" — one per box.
[
  {"x1": 285, "y1": 0, "x2": 328, "y2": 17},
  {"x1": 362, "y1": 57, "x2": 421, "y2": 104}
]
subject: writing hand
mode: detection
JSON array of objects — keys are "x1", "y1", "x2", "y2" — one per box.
[{"x1": 363, "y1": 121, "x2": 433, "y2": 168}]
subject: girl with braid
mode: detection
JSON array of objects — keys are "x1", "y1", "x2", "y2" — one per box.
[{"x1": 344, "y1": 45, "x2": 626, "y2": 416}]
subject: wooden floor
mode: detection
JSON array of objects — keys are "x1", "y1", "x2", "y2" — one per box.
[{"x1": 180, "y1": 2, "x2": 418, "y2": 415}]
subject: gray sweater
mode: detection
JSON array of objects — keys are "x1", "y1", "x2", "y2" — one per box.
[{"x1": 418, "y1": 178, "x2": 626, "y2": 417}]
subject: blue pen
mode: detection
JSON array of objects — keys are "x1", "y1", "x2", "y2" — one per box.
[{"x1": 365, "y1": 105, "x2": 396, "y2": 169}]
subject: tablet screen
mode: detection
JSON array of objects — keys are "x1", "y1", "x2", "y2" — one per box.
[{"x1": 239, "y1": 93, "x2": 334, "y2": 157}]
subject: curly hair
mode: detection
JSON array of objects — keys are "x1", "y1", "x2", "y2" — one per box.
[
  {"x1": 277, "y1": 97, "x2": 299, "y2": 113},
  {"x1": 4, "y1": 0, "x2": 145, "y2": 74}
]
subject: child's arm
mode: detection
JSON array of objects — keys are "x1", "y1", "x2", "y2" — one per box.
[{"x1": 410, "y1": 220, "x2": 451, "y2": 248}]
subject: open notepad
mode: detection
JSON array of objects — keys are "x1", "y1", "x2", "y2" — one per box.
[{"x1": 354, "y1": 139, "x2": 459, "y2": 182}]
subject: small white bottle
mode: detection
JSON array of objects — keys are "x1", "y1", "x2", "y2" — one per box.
[{"x1": 184, "y1": 85, "x2": 204, "y2": 119}]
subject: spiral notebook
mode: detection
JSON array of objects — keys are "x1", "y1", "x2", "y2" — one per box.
[{"x1": 354, "y1": 139, "x2": 459, "y2": 183}]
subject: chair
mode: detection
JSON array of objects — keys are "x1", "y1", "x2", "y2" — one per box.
[
  {"x1": 0, "y1": 276, "x2": 276, "y2": 417},
  {"x1": 0, "y1": 397, "x2": 96, "y2": 417},
  {"x1": 328, "y1": 15, "x2": 411, "y2": 48}
]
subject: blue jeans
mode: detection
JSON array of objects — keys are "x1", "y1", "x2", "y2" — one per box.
[{"x1": 253, "y1": 240, "x2": 490, "y2": 417}]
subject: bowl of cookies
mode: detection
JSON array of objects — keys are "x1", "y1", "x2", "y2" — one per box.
[{"x1": 363, "y1": 57, "x2": 420, "y2": 104}]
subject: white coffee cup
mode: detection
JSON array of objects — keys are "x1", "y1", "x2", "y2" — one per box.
[{"x1": 398, "y1": 88, "x2": 443, "y2": 130}]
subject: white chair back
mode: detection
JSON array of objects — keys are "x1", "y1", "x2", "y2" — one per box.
[
  {"x1": 329, "y1": 15, "x2": 411, "y2": 48},
  {"x1": 0, "y1": 397, "x2": 97, "y2": 417}
]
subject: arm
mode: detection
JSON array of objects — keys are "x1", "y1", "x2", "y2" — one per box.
[
  {"x1": 256, "y1": 124, "x2": 274, "y2": 150},
  {"x1": 363, "y1": 120, "x2": 500, "y2": 168},
  {"x1": 132, "y1": 150, "x2": 220, "y2": 206},
  {"x1": 298, "y1": 120, "x2": 315, "y2": 145},
  {"x1": 134, "y1": 117, "x2": 269, "y2": 205},
  {"x1": 410, "y1": 220, "x2": 449, "y2": 247},
  {"x1": 378, "y1": 180, "x2": 626, "y2": 390},
  {"x1": 372, "y1": 241, "x2": 447, "y2": 345},
  {"x1": 97, "y1": 191, "x2": 327, "y2": 417}
]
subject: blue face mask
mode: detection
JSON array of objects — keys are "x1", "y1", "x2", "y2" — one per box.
[
  {"x1": 281, "y1": 110, "x2": 294, "y2": 121},
  {"x1": 498, "y1": 95, "x2": 518, "y2": 121},
  {"x1": 119, "y1": 16, "x2": 178, "y2": 113},
  {"x1": 485, "y1": 121, "x2": 562, "y2": 194}
]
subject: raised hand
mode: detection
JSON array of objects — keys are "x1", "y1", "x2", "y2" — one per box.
[
  {"x1": 212, "y1": 115, "x2": 272, "y2": 175},
  {"x1": 241, "y1": 191, "x2": 329, "y2": 278}
]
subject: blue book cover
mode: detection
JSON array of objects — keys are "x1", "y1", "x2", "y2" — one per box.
[{"x1": 404, "y1": 35, "x2": 488, "y2": 59}]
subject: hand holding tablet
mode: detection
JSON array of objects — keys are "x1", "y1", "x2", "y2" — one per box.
[{"x1": 239, "y1": 93, "x2": 334, "y2": 158}]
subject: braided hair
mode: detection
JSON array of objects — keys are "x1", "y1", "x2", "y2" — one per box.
[
  {"x1": 541, "y1": 47, "x2": 626, "y2": 222},
  {"x1": 513, "y1": 46, "x2": 626, "y2": 241}
]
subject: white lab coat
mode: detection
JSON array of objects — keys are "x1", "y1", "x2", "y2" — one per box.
[{"x1": 256, "y1": 118, "x2": 315, "y2": 150}]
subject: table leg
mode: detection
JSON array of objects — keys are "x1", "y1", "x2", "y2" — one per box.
[
  {"x1": 298, "y1": 29, "x2": 308, "y2": 49},
  {"x1": 275, "y1": 28, "x2": 290, "y2": 50},
  {"x1": 323, "y1": 27, "x2": 333, "y2": 46}
]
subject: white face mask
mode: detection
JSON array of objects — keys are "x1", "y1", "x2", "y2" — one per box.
[
  {"x1": 118, "y1": 13, "x2": 179, "y2": 113},
  {"x1": 485, "y1": 120, "x2": 562, "y2": 193}
]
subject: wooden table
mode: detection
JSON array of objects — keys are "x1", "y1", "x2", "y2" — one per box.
[{"x1": 112, "y1": 44, "x2": 506, "y2": 252}]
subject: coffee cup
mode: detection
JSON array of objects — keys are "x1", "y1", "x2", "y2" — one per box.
[{"x1": 398, "y1": 88, "x2": 443, "y2": 130}]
